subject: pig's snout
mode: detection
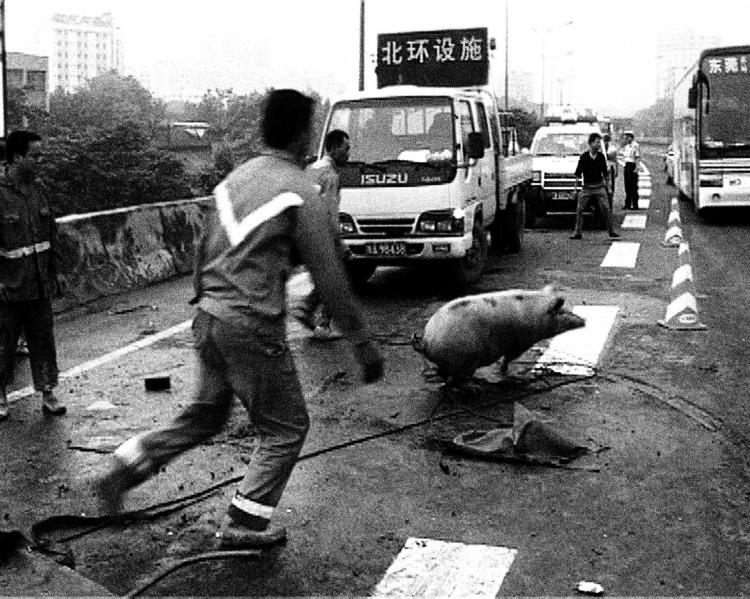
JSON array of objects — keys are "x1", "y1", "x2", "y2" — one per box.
[{"x1": 556, "y1": 309, "x2": 586, "y2": 335}]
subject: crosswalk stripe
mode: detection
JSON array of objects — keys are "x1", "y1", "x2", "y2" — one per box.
[
  {"x1": 639, "y1": 199, "x2": 650, "y2": 210},
  {"x1": 374, "y1": 537, "x2": 517, "y2": 598},
  {"x1": 621, "y1": 214, "x2": 647, "y2": 229},
  {"x1": 534, "y1": 305, "x2": 620, "y2": 376},
  {"x1": 601, "y1": 241, "x2": 640, "y2": 268},
  {"x1": 639, "y1": 188, "x2": 652, "y2": 198}
]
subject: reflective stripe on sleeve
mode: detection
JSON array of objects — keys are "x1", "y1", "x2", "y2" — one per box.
[
  {"x1": 0, "y1": 241, "x2": 51, "y2": 259},
  {"x1": 231, "y1": 494, "x2": 275, "y2": 519}
]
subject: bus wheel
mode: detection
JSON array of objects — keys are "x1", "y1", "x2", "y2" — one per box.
[{"x1": 453, "y1": 222, "x2": 488, "y2": 288}]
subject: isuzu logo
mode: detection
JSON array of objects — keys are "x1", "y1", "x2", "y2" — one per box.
[{"x1": 361, "y1": 172, "x2": 409, "y2": 185}]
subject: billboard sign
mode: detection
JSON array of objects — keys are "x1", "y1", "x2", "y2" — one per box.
[{"x1": 376, "y1": 27, "x2": 489, "y2": 89}]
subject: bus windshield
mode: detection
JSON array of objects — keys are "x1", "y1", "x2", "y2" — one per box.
[
  {"x1": 327, "y1": 98, "x2": 455, "y2": 164},
  {"x1": 531, "y1": 132, "x2": 589, "y2": 156},
  {"x1": 701, "y1": 54, "x2": 750, "y2": 150}
]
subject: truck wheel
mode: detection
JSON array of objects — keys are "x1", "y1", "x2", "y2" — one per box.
[
  {"x1": 346, "y1": 263, "x2": 376, "y2": 288},
  {"x1": 504, "y1": 190, "x2": 524, "y2": 254},
  {"x1": 453, "y1": 222, "x2": 488, "y2": 287},
  {"x1": 524, "y1": 192, "x2": 537, "y2": 229}
]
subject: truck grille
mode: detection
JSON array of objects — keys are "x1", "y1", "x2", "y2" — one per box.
[{"x1": 356, "y1": 218, "x2": 415, "y2": 237}]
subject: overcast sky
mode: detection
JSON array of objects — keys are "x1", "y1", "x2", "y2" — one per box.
[{"x1": 6, "y1": 0, "x2": 749, "y2": 115}]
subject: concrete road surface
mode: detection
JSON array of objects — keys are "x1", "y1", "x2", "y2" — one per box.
[{"x1": 2, "y1": 146, "x2": 749, "y2": 596}]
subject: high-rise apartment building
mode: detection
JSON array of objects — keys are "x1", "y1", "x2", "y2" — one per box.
[
  {"x1": 656, "y1": 29, "x2": 721, "y2": 99},
  {"x1": 50, "y1": 12, "x2": 122, "y2": 93}
]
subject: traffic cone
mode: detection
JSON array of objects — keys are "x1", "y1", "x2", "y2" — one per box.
[
  {"x1": 658, "y1": 242, "x2": 707, "y2": 330},
  {"x1": 662, "y1": 198, "x2": 683, "y2": 247}
]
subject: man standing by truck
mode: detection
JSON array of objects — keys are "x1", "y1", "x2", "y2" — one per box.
[
  {"x1": 293, "y1": 129, "x2": 351, "y2": 340},
  {"x1": 96, "y1": 90, "x2": 384, "y2": 548},
  {"x1": 570, "y1": 132, "x2": 620, "y2": 240}
]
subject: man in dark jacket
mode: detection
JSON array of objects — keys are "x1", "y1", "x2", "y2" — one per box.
[
  {"x1": 0, "y1": 131, "x2": 66, "y2": 420},
  {"x1": 96, "y1": 90, "x2": 384, "y2": 549},
  {"x1": 570, "y1": 132, "x2": 620, "y2": 240}
]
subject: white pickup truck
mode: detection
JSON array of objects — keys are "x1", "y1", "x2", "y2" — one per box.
[
  {"x1": 316, "y1": 28, "x2": 532, "y2": 287},
  {"x1": 525, "y1": 120, "x2": 601, "y2": 227}
]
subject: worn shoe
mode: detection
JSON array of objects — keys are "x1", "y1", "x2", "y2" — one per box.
[
  {"x1": 216, "y1": 515, "x2": 287, "y2": 549},
  {"x1": 312, "y1": 325, "x2": 342, "y2": 341},
  {"x1": 42, "y1": 394, "x2": 67, "y2": 416},
  {"x1": 569, "y1": 234, "x2": 582, "y2": 240},
  {"x1": 609, "y1": 232, "x2": 621, "y2": 239},
  {"x1": 0, "y1": 396, "x2": 8, "y2": 421},
  {"x1": 95, "y1": 456, "x2": 133, "y2": 516},
  {"x1": 290, "y1": 307, "x2": 315, "y2": 331}
]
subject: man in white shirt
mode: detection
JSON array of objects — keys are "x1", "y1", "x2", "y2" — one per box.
[{"x1": 621, "y1": 131, "x2": 640, "y2": 210}]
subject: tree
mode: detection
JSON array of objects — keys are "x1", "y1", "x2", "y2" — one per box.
[
  {"x1": 509, "y1": 107, "x2": 542, "y2": 149},
  {"x1": 49, "y1": 72, "x2": 165, "y2": 134},
  {"x1": 633, "y1": 97, "x2": 673, "y2": 138},
  {"x1": 6, "y1": 87, "x2": 50, "y2": 134}
]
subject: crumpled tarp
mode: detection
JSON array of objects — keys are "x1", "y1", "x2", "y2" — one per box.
[{"x1": 450, "y1": 404, "x2": 590, "y2": 467}]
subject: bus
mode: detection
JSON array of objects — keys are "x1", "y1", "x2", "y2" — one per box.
[{"x1": 673, "y1": 45, "x2": 750, "y2": 214}]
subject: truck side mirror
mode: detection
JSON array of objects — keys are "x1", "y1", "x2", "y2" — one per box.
[
  {"x1": 466, "y1": 132, "x2": 485, "y2": 159},
  {"x1": 688, "y1": 86, "x2": 697, "y2": 109}
]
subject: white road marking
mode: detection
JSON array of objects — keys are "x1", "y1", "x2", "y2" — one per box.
[
  {"x1": 10, "y1": 272, "x2": 319, "y2": 404},
  {"x1": 639, "y1": 188, "x2": 652, "y2": 198},
  {"x1": 621, "y1": 214, "x2": 647, "y2": 229},
  {"x1": 639, "y1": 199, "x2": 650, "y2": 210},
  {"x1": 8, "y1": 320, "x2": 193, "y2": 404},
  {"x1": 600, "y1": 241, "x2": 640, "y2": 268},
  {"x1": 373, "y1": 537, "x2": 517, "y2": 599},
  {"x1": 534, "y1": 305, "x2": 620, "y2": 376}
]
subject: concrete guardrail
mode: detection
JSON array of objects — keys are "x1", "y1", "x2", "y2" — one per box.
[{"x1": 54, "y1": 196, "x2": 214, "y2": 312}]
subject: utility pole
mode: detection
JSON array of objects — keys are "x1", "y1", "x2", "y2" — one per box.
[
  {"x1": 358, "y1": 0, "x2": 365, "y2": 91},
  {"x1": 0, "y1": 0, "x2": 6, "y2": 139},
  {"x1": 504, "y1": 0, "x2": 509, "y2": 111}
]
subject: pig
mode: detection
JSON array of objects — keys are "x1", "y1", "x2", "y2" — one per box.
[{"x1": 412, "y1": 285, "x2": 585, "y2": 382}]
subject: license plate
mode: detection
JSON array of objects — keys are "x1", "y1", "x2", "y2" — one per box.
[
  {"x1": 552, "y1": 191, "x2": 574, "y2": 200},
  {"x1": 365, "y1": 242, "x2": 407, "y2": 256}
]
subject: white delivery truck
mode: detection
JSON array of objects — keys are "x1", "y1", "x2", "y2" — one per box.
[{"x1": 317, "y1": 27, "x2": 532, "y2": 287}]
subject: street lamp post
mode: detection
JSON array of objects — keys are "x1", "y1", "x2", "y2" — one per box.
[
  {"x1": 359, "y1": 0, "x2": 365, "y2": 91},
  {"x1": 535, "y1": 20, "x2": 574, "y2": 118}
]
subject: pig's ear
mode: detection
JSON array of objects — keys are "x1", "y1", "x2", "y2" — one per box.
[{"x1": 547, "y1": 295, "x2": 565, "y2": 313}]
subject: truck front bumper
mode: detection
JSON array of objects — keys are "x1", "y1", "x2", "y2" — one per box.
[{"x1": 343, "y1": 232, "x2": 474, "y2": 263}]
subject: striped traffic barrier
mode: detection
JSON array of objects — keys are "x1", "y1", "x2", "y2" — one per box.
[
  {"x1": 662, "y1": 198, "x2": 683, "y2": 247},
  {"x1": 658, "y1": 242, "x2": 707, "y2": 330}
]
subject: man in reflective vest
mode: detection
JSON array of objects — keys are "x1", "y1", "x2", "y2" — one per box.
[
  {"x1": 96, "y1": 90, "x2": 384, "y2": 549},
  {"x1": 0, "y1": 130, "x2": 66, "y2": 420}
]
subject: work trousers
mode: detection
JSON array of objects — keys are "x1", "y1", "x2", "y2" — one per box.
[
  {"x1": 0, "y1": 299, "x2": 59, "y2": 392},
  {"x1": 573, "y1": 184, "x2": 615, "y2": 236},
  {"x1": 624, "y1": 163, "x2": 639, "y2": 208},
  {"x1": 114, "y1": 309, "x2": 310, "y2": 530}
]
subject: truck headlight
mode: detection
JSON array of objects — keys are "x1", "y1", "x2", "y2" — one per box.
[
  {"x1": 532, "y1": 170, "x2": 541, "y2": 183},
  {"x1": 417, "y1": 210, "x2": 464, "y2": 234},
  {"x1": 339, "y1": 213, "x2": 356, "y2": 234}
]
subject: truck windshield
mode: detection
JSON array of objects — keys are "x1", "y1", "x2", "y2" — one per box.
[
  {"x1": 700, "y1": 54, "x2": 750, "y2": 152},
  {"x1": 531, "y1": 133, "x2": 589, "y2": 156},
  {"x1": 327, "y1": 98, "x2": 455, "y2": 164}
]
